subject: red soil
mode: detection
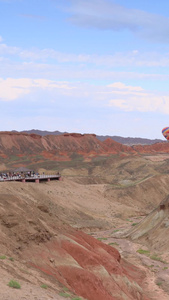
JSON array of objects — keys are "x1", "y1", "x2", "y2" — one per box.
[{"x1": 24, "y1": 230, "x2": 150, "y2": 300}]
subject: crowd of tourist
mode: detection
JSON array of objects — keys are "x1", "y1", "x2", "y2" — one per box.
[{"x1": 0, "y1": 171, "x2": 38, "y2": 179}]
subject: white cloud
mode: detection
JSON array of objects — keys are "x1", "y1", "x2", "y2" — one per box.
[
  {"x1": 16, "y1": 49, "x2": 169, "y2": 67},
  {"x1": 0, "y1": 41, "x2": 169, "y2": 82},
  {"x1": 67, "y1": 0, "x2": 169, "y2": 43},
  {"x1": 0, "y1": 78, "x2": 31, "y2": 100},
  {"x1": 1, "y1": 38, "x2": 169, "y2": 69},
  {"x1": 0, "y1": 42, "x2": 19, "y2": 55},
  {"x1": 0, "y1": 78, "x2": 76, "y2": 101},
  {"x1": 1, "y1": 78, "x2": 169, "y2": 117},
  {"x1": 109, "y1": 96, "x2": 164, "y2": 112},
  {"x1": 107, "y1": 83, "x2": 169, "y2": 113},
  {"x1": 107, "y1": 82, "x2": 144, "y2": 92},
  {"x1": 1, "y1": 56, "x2": 169, "y2": 82}
]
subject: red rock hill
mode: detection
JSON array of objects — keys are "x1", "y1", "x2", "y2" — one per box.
[{"x1": 0, "y1": 131, "x2": 169, "y2": 162}]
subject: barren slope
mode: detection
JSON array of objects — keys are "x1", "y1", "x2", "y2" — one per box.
[
  {"x1": 123, "y1": 194, "x2": 169, "y2": 254},
  {"x1": 0, "y1": 180, "x2": 151, "y2": 300}
]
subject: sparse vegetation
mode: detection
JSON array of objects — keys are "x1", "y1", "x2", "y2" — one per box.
[
  {"x1": 136, "y1": 249, "x2": 150, "y2": 256},
  {"x1": 150, "y1": 255, "x2": 167, "y2": 264},
  {"x1": 97, "y1": 237, "x2": 107, "y2": 241},
  {"x1": 8, "y1": 280, "x2": 21, "y2": 289},
  {"x1": 63, "y1": 286, "x2": 70, "y2": 291},
  {"x1": 40, "y1": 284, "x2": 48, "y2": 289},
  {"x1": 132, "y1": 223, "x2": 138, "y2": 226},
  {"x1": 137, "y1": 249, "x2": 168, "y2": 264},
  {"x1": 60, "y1": 287, "x2": 82, "y2": 300},
  {"x1": 70, "y1": 152, "x2": 84, "y2": 161},
  {"x1": 9, "y1": 257, "x2": 14, "y2": 261},
  {"x1": 59, "y1": 292, "x2": 71, "y2": 298},
  {"x1": 156, "y1": 281, "x2": 162, "y2": 286},
  {"x1": 0, "y1": 255, "x2": 6, "y2": 259},
  {"x1": 108, "y1": 242, "x2": 119, "y2": 246}
]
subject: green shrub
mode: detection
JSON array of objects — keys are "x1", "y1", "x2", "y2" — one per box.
[
  {"x1": 8, "y1": 280, "x2": 21, "y2": 289},
  {"x1": 97, "y1": 237, "x2": 107, "y2": 241},
  {"x1": 63, "y1": 286, "x2": 69, "y2": 291},
  {"x1": 132, "y1": 223, "x2": 138, "y2": 226},
  {"x1": 150, "y1": 255, "x2": 167, "y2": 263},
  {"x1": 0, "y1": 255, "x2": 6, "y2": 259},
  {"x1": 41, "y1": 284, "x2": 48, "y2": 289},
  {"x1": 9, "y1": 257, "x2": 14, "y2": 261},
  {"x1": 59, "y1": 292, "x2": 71, "y2": 298},
  {"x1": 136, "y1": 249, "x2": 150, "y2": 256}
]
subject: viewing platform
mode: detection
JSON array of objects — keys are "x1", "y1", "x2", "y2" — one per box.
[{"x1": 0, "y1": 174, "x2": 61, "y2": 183}]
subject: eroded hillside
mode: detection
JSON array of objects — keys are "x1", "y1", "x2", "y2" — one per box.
[
  {"x1": 1, "y1": 132, "x2": 169, "y2": 299},
  {"x1": 1, "y1": 131, "x2": 169, "y2": 173},
  {"x1": 123, "y1": 194, "x2": 169, "y2": 253},
  {"x1": 0, "y1": 180, "x2": 153, "y2": 300}
]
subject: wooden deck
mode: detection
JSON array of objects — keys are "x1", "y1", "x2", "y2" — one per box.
[{"x1": 0, "y1": 174, "x2": 61, "y2": 183}]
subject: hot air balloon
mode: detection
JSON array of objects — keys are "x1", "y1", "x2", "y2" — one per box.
[{"x1": 162, "y1": 127, "x2": 169, "y2": 141}]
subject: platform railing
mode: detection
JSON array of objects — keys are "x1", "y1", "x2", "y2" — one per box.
[{"x1": 0, "y1": 174, "x2": 60, "y2": 182}]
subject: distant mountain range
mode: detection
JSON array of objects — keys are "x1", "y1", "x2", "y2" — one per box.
[
  {"x1": 18, "y1": 129, "x2": 164, "y2": 145},
  {"x1": 96, "y1": 135, "x2": 163, "y2": 145}
]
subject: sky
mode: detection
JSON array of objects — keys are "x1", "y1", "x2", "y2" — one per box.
[{"x1": 1, "y1": 0, "x2": 169, "y2": 139}]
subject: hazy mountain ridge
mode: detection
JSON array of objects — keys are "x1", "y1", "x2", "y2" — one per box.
[
  {"x1": 97, "y1": 135, "x2": 163, "y2": 145},
  {"x1": 17, "y1": 129, "x2": 164, "y2": 145}
]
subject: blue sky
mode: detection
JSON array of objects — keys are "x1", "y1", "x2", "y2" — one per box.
[{"x1": 1, "y1": 0, "x2": 169, "y2": 139}]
